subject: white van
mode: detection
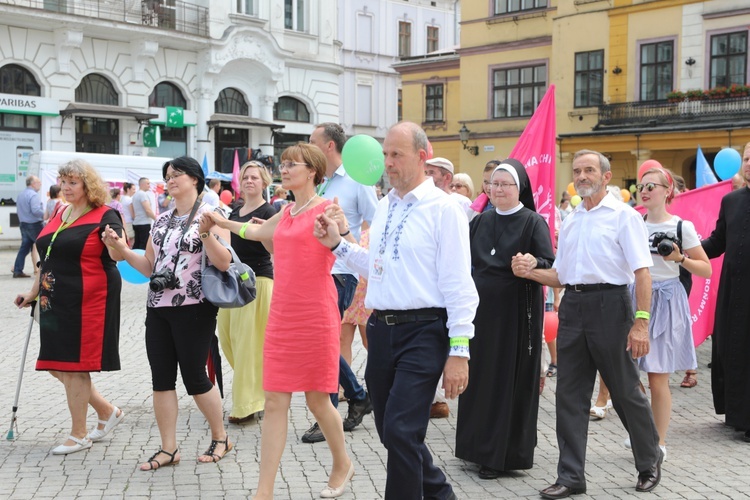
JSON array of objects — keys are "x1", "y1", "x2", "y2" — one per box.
[{"x1": 0, "y1": 152, "x2": 170, "y2": 245}]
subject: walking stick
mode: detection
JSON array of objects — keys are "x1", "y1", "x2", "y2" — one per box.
[{"x1": 7, "y1": 301, "x2": 36, "y2": 441}]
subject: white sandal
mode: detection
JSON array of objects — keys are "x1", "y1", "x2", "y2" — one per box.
[
  {"x1": 589, "y1": 399, "x2": 612, "y2": 419},
  {"x1": 51, "y1": 435, "x2": 92, "y2": 455},
  {"x1": 87, "y1": 406, "x2": 124, "y2": 442}
]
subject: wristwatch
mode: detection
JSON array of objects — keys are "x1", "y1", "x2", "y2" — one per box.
[{"x1": 200, "y1": 231, "x2": 210, "y2": 239}]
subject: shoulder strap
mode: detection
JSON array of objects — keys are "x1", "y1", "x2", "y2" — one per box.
[{"x1": 677, "y1": 219, "x2": 682, "y2": 241}]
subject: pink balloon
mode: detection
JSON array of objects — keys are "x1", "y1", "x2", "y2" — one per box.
[
  {"x1": 426, "y1": 140, "x2": 434, "y2": 160},
  {"x1": 220, "y1": 190, "x2": 233, "y2": 205},
  {"x1": 638, "y1": 160, "x2": 663, "y2": 181}
]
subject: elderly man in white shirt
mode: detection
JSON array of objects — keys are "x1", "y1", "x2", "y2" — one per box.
[
  {"x1": 512, "y1": 149, "x2": 662, "y2": 499},
  {"x1": 314, "y1": 121, "x2": 478, "y2": 500}
]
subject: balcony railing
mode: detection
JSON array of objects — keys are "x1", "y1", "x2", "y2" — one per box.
[
  {"x1": 597, "y1": 96, "x2": 750, "y2": 129},
  {"x1": 2, "y1": 0, "x2": 208, "y2": 37}
]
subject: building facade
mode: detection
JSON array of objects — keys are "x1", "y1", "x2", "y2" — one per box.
[
  {"x1": 337, "y1": 0, "x2": 458, "y2": 141},
  {"x1": 0, "y1": 0, "x2": 341, "y2": 203},
  {"x1": 397, "y1": 0, "x2": 750, "y2": 197}
]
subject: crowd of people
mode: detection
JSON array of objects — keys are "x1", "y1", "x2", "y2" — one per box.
[{"x1": 11, "y1": 122, "x2": 750, "y2": 499}]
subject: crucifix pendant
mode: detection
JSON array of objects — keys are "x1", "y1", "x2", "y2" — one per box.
[{"x1": 490, "y1": 248, "x2": 496, "y2": 256}]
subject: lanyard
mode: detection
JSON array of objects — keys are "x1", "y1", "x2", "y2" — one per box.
[
  {"x1": 44, "y1": 205, "x2": 92, "y2": 262},
  {"x1": 316, "y1": 176, "x2": 334, "y2": 196}
]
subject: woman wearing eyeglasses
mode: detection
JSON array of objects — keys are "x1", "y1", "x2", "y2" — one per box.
[
  {"x1": 627, "y1": 167, "x2": 712, "y2": 460},
  {"x1": 450, "y1": 173, "x2": 475, "y2": 199},
  {"x1": 455, "y1": 159, "x2": 555, "y2": 479},
  {"x1": 206, "y1": 144, "x2": 353, "y2": 499}
]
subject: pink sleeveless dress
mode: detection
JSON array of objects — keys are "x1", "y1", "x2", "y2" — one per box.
[{"x1": 263, "y1": 200, "x2": 340, "y2": 392}]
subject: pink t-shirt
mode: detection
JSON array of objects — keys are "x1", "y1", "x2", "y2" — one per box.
[{"x1": 147, "y1": 203, "x2": 216, "y2": 308}]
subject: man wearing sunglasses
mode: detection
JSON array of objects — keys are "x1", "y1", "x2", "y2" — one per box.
[
  {"x1": 702, "y1": 141, "x2": 750, "y2": 444},
  {"x1": 512, "y1": 149, "x2": 663, "y2": 498}
]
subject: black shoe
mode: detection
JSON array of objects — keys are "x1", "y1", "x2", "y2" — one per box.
[
  {"x1": 343, "y1": 393, "x2": 373, "y2": 431},
  {"x1": 13, "y1": 272, "x2": 30, "y2": 278},
  {"x1": 539, "y1": 483, "x2": 586, "y2": 499},
  {"x1": 743, "y1": 430, "x2": 750, "y2": 443},
  {"x1": 301, "y1": 422, "x2": 325, "y2": 443},
  {"x1": 478, "y1": 465, "x2": 502, "y2": 480},
  {"x1": 635, "y1": 449, "x2": 663, "y2": 492}
]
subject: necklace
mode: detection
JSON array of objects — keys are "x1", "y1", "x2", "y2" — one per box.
[
  {"x1": 489, "y1": 213, "x2": 510, "y2": 256},
  {"x1": 290, "y1": 194, "x2": 317, "y2": 217}
]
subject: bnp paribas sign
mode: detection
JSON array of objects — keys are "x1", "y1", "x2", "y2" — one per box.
[{"x1": 0, "y1": 93, "x2": 59, "y2": 116}]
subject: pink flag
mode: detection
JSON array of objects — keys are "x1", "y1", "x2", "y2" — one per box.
[
  {"x1": 635, "y1": 180, "x2": 732, "y2": 346},
  {"x1": 508, "y1": 84, "x2": 557, "y2": 245},
  {"x1": 231, "y1": 150, "x2": 240, "y2": 199}
]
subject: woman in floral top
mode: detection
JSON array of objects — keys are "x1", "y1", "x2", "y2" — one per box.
[{"x1": 102, "y1": 156, "x2": 233, "y2": 470}]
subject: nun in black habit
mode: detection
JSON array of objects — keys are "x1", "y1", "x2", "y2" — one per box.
[{"x1": 455, "y1": 159, "x2": 555, "y2": 479}]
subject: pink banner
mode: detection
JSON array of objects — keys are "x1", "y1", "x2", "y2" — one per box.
[
  {"x1": 231, "y1": 150, "x2": 241, "y2": 198},
  {"x1": 508, "y1": 84, "x2": 557, "y2": 245},
  {"x1": 635, "y1": 180, "x2": 732, "y2": 346}
]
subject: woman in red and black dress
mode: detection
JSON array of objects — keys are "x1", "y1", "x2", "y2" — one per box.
[{"x1": 16, "y1": 159, "x2": 124, "y2": 455}]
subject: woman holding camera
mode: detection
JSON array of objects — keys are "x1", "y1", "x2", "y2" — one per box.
[
  {"x1": 629, "y1": 167, "x2": 711, "y2": 460},
  {"x1": 15, "y1": 160, "x2": 124, "y2": 455},
  {"x1": 206, "y1": 144, "x2": 353, "y2": 499},
  {"x1": 102, "y1": 156, "x2": 232, "y2": 470}
]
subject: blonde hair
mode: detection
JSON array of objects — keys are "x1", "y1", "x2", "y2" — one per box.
[
  {"x1": 240, "y1": 161, "x2": 272, "y2": 189},
  {"x1": 452, "y1": 173, "x2": 475, "y2": 197},
  {"x1": 281, "y1": 143, "x2": 327, "y2": 185},
  {"x1": 57, "y1": 159, "x2": 108, "y2": 207}
]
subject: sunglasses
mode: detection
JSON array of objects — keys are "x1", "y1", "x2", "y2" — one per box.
[
  {"x1": 450, "y1": 183, "x2": 467, "y2": 189},
  {"x1": 636, "y1": 182, "x2": 669, "y2": 193}
]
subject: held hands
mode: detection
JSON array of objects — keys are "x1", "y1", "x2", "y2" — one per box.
[
  {"x1": 204, "y1": 211, "x2": 228, "y2": 230},
  {"x1": 313, "y1": 212, "x2": 342, "y2": 250},
  {"x1": 443, "y1": 356, "x2": 469, "y2": 399},
  {"x1": 511, "y1": 252, "x2": 537, "y2": 278},
  {"x1": 101, "y1": 224, "x2": 127, "y2": 251},
  {"x1": 323, "y1": 196, "x2": 349, "y2": 235}
]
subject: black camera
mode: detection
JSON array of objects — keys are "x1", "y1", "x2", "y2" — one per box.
[
  {"x1": 149, "y1": 268, "x2": 178, "y2": 292},
  {"x1": 652, "y1": 231, "x2": 682, "y2": 257}
]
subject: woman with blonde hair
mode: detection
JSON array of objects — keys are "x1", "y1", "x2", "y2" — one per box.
[
  {"x1": 450, "y1": 172, "x2": 476, "y2": 199},
  {"x1": 218, "y1": 161, "x2": 276, "y2": 424},
  {"x1": 15, "y1": 159, "x2": 125, "y2": 455},
  {"x1": 207, "y1": 143, "x2": 353, "y2": 499}
]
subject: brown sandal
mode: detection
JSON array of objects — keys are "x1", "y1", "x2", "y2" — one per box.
[
  {"x1": 199, "y1": 437, "x2": 233, "y2": 463},
  {"x1": 141, "y1": 448, "x2": 179, "y2": 471},
  {"x1": 681, "y1": 372, "x2": 698, "y2": 388}
]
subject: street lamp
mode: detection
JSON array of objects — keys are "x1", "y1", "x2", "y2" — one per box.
[{"x1": 458, "y1": 124, "x2": 479, "y2": 156}]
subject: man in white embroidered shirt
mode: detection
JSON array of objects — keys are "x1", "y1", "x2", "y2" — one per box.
[
  {"x1": 314, "y1": 121, "x2": 478, "y2": 500},
  {"x1": 512, "y1": 150, "x2": 662, "y2": 499}
]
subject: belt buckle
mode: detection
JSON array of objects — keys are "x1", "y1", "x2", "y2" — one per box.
[
  {"x1": 572, "y1": 284, "x2": 583, "y2": 292},
  {"x1": 384, "y1": 315, "x2": 397, "y2": 326}
]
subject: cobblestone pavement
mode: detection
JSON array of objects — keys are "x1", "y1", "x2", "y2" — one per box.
[{"x1": 0, "y1": 249, "x2": 748, "y2": 499}]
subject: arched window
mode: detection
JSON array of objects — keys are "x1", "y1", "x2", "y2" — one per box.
[
  {"x1": 215, "y1": 88, "x2": 248, "y2": 115},
  {"x1": 0, "y1": 64, "x2": 41, "y2": 131},
  {"x1": 149, "y1": 82, "x2": 187, "y2": 108},
  {"x1": 0, "y1": 64, "x2": 41, "y2": 96},
  {"x1": 75, "y1": 74, "x2": 118, "y2": 105},
  {"x1": 274, "y1": 96, "x2": 310, "y2": 122}
]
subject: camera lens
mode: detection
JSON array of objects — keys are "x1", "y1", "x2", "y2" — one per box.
[{"x1": 657, "y1": 241, "x2": 674, "y2": 256}]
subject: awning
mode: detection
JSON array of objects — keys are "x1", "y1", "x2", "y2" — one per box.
[
  {"x1": 207, "y1": 113, "x2": 285, "y2": 130},
  {"x1": 60, "y1": 103, "x2": 158, "y2": 122}
]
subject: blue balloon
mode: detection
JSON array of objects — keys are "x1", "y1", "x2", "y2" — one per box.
[
  {"x1": 714, "y1": 148, "x2": 742, "y2": 181},
  {"x1": 117, "y1": 249, "x2": 149, "y2": 284}
]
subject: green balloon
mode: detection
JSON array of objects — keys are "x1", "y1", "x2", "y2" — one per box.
[
  {"x1": 629, "y1": 184, "x2": 637, "y2": 193},
  {"x1": 342, "y1": 134, "x2": 385, "y2": 186}
]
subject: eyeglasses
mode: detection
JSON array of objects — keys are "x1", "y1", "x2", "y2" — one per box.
[
  {"x1": 490, "y1": 182, "x2": 517, "y2": 190},
  {"x1": 164, "y1": 171, "x2": 186, "y2": 182},
  {"x1": 279, "y1": 161, "x2": 308, "y2": 170},
  {"x1": 636, "y1": 182, "x2": 669, "y2": 193},
  {"x1": 450, "y1": 183, "x2": 467, "y2": 189}
]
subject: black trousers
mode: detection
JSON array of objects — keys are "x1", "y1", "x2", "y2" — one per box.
[
  {"x1": 145, "y1": 302, "x2": 218, "y2": 395},
  {"x1": 365, "y1": 314, "x2": 453, "y2": 500},
  {"x1": 555, "y1": 286, "x2": 660, "y2": 489},
  {"x1": 133, "y1": 224, "x2": 151, "y2": 250}
]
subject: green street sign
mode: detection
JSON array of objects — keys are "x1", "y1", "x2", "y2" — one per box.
[
  {"x1": 166, "y1": 106, "x2": 184, "y2": 128},
  {"x1": 143, "y1": 126, "x2": 161, "y2": 147}
]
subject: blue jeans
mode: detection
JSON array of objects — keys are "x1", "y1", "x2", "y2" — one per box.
[
  {"x1": 14, "y1": 221, "x2": 43, "y2": 274},
  {"x1": 331, "y1": 274, "x2": 367, "y2": 407}
]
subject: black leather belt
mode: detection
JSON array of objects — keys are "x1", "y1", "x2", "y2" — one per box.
[
  {"x1": 374, "y1": 308, "x2": 447, "y2": 326},
  {"x1": 565, "y1": 283, "x2": 626, "y2": 293}
]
